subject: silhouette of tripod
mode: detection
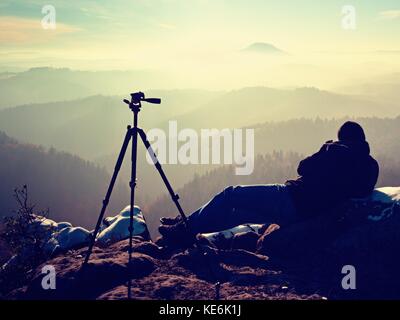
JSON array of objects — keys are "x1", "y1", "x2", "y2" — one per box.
[{"x1": 81, "y1": 92, "x2": 191, "y2": 299}]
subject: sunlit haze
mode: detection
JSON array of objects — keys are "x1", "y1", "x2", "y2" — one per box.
[{"x1": 1, "y1": 0, "x2": 400, "y2": 89}]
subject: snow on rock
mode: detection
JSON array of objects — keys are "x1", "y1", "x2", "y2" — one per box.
[
  {"x1": 3, "y1": 188, "x2": 400, "y2": 274},
  {"x1": 57, "y1": 222, "x2": 73, "y2": 229},
  {"x1": 1, "y1": 217, "x2": 91, "y2": 271},
  {"x1": 352, "y1": 187, "x2": 400, "y2": 222},
  {"x1": 28, "y1": 205, "x2": 149, "y2": 255},
  {"x1": 43, "y1": 227, "x2": 91, "y2": 256},
  {"x1": 26, "y1": 216, "x2": 91, "y2": 256},
  {"x1": 96, "y1": 205, "x2": 148, "y2": 246},
  {"x1": 197, "y1": 224, "x2": 265, "y2": 249},
  {"x1": 371, "y1": 187, "x2": 400, "y2": 203},
  {"x1": 1, "y1": 206, "x2": 149, "y2": 271},
  {"x1": 28, "y1": 216, "x2": 57, "y2": 236},
  {"x1": 40, "y1": 205, "x2": 149, "y2": 253}
]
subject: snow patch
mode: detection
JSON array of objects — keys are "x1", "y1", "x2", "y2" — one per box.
[
  {"x1": 199, "y1": 224, "x2": 264, "y2": 246},
  {"x1": 349, "y1": 187, "x2": 400, "y2": 222},
  {"x1": 96, "y1": 205, "x2": 147, "y2": 246},
  {"x1": 373, "y1": 187, "x2": 400, "y2": 203}
]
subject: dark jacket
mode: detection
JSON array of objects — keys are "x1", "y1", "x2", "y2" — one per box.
[{"x1": 285, "y1": 140, "x2": 379, "y2": 215}]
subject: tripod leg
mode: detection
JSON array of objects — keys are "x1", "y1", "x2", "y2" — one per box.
[
  {"x1": 127, "y1": 122, "x2": 139, "y2": 299},
  {"x1": 137, "y1": 128, "x2": 188, "y2": 225},
  {"x1": 82, "y1": 127, "x2": 132, "y2": 268}
]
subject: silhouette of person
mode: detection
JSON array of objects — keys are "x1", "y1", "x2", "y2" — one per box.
[{"x1": 159, "y1": 121, "x2": 379, "y2": 246}]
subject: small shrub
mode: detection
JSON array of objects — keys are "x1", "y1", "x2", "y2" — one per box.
[{"x1": 0, "y1": 185, "x2": 51, "y2": 296}]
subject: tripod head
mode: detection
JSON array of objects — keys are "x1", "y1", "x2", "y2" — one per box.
[{"x1": 123, "y1": 91, "x2": 161, "y2": 112}]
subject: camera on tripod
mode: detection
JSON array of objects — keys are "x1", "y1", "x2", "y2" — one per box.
[
  {"x1": 129, "y1": 91, "x2": 161, "y2": 105},
  {"x1": 83, "y1": 90, "x2": 219, "y2": 300}
]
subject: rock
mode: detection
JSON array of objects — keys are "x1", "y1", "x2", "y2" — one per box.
[
  {"x1": 326, "y1": 201, "x2": 400, "y2": 299},
  {"x1": 154, "y1": 236, "x2": 165, "y2": 247},
  {"x1": 0, "y1": 255, "x2": 19, "y2": 272},
  {"x1": 113, "y1": 240, "x2": 166, "y2": 259},
  {"x1": 6, "y1": 187, "x2": 400, "y2": 300},
  {"x1": 211, "y1": 248, "x2": 269, "y2": 269},
  {"x1": 258, "y1": 188, "x2": 400, "y2": 259},
  {"x1": 133, "y1": 242, "x2": 165, "y2": 260},
  {"x1": 22, "y1": 252, "x2": 157, "y2": 300},
  {"x1": 127, "y1": 254, "x2": 157, "y2": 278},
  {"x1": 174, "y1": 246, "x2": 269, "y2": 270},
  {"x1": 256, "y1": 187, "x2": 400, "y2": 299}
]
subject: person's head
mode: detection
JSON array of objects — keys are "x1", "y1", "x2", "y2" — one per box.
[{"x1": 338, "y1": 121, "x2": 366, "y2": 142}]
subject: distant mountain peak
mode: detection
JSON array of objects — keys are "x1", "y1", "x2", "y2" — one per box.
[{"x1": 242, "y1": 42, "x2": 286, "y2": 55}]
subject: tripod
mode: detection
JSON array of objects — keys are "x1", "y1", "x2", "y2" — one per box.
[{"x1": 81, "y1": 92, "x2": 217, "y2": 299}]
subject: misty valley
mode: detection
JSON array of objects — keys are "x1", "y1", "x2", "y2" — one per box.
[
  {"x1": 1, "y1": 2, "x2": 400, "y2": 300},
  {"x1": 1, "y1": 72, "x2": 399, "y2": 237}
]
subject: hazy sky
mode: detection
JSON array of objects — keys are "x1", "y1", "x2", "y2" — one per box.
[{"x1": 1, "y1": 0, "x2": 400, "y2": 89}]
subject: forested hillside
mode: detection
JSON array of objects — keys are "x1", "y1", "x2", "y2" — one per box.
[{"x1": 0, "y1": 131, "x2": 128, "y2": 227}]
